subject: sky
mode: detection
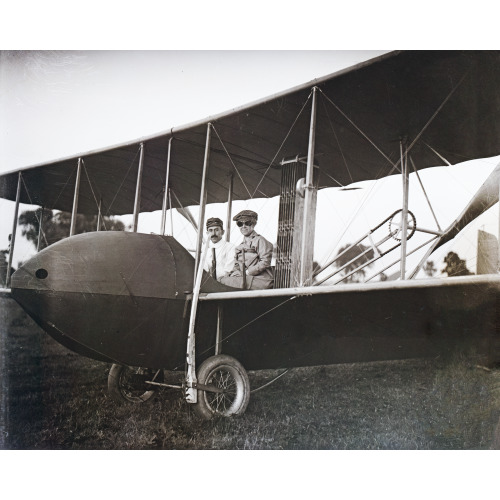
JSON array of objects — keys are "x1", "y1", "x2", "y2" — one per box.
[{"x1": 1, "y1": 50, "x2": 499, "y2": 278}]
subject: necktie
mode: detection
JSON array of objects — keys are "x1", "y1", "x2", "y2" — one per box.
[{"x1": 211, "y1": 247, "x2": 217, "y2": 280}]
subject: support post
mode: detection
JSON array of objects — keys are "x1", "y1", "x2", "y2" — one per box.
[
  {"x1": 69, "y1": 158, "x2": 82, "y2": 236},
  {"x1": 96, "y1": 198, "x2": 102, "y2": 231},
  {"x1": 299, "y1": 87, "x2": 318, "y2": 286},
  {"x1": 169, "y1": 189, "x2": 174, "y2": 236},
  {"x1": 6, "y1": 172, "x2": 22, "y2": 288},
  {"x1": 185, "y1": 238, "x2": 210, "y2": 403},
  {"x1": 225, "y1": 172, "x2": 233, "y2": 242},
  {"x1": 161, "y1": 138, "x2": 173, "y2": 236},
  {"x1": 400, "y1": 142, "x2": 410, "y2": 279},
  {"x1": 194, "y1": 123, "x2": 211, "y2": 282},
  {"x1": 132, "y1": 143, "x2": 145, "y2": 233},
  {"x1": 215, "y1": 305, "x2": 223, "y2": 355},
  {"x1": 37, "y1": 206, "x2": 44, "y2": 251}
]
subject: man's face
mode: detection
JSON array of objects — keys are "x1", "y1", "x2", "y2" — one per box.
[
  {"x1": 207, "y1": 225, "x2": 224, "y2": 243},
  {"x1": 238, "y1": 220, "x2": 255, "y2": 237}
]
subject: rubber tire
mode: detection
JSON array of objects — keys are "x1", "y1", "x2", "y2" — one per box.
[
  {"x1": 108, "y1": 364, "x2": 162, "y2": 404},
  {"x1": 193, "y1": 355, "x2": 250, "y2": 420}
]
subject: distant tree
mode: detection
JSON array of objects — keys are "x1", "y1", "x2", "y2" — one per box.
[
  {"x1": 423, "y1": 260, "x2": 437, "y2": 277},
  {"x1": 441, "y1": 251, "x2": 474, "y2": 277},
  {"x1": 18, "y1": 209, "x2": 126, "y2": 251},
  {"x1": 333, "y1": 243, "x2": 375, "y2": 283}
]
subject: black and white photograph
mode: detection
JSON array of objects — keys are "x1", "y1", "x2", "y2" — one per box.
[{"x1": 1, "y1": 6, "x2": 499, "y2": 498}]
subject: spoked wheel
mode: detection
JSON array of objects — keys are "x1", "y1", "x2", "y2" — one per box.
[
  {"x1": 108, "y1": 364, "x2": 164, "y2": 403},
  {"x1": 193, "y1": 355, "x2": 250, "y2": 420}
]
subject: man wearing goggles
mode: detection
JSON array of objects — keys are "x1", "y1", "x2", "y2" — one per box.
[{"x1": 220, "y1": 210, "x2": 274, "y2": 290}]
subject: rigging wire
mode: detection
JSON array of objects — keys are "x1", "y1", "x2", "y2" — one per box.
[
  {"x1": 81, "y1": 159, "x2": 108, "y2": 231},
  {"x1": 405, "y1": 72, "x2": 469, "y2": 163},
  {"x1": 312, "y1": 72, "x2": 469, "y2": 280},
  {"x1": 251, "y1": 90, "x2": 313, "y2": 199},
  {"x1": 51, "y1": 164, "x2": 77, "y2": 210},
  {"x1": 423, "y1": 143, "x2": 453, "y2": 167},
  {"x1": 106, "y1": 146, "x2": 140, "y2": 217},
  {"x1": 19, "y1": 174, "x2": 49, "y2": 248},
  {"x1": 250, "y1": 369, "x2": 290, "y2": 394},
  {"x1": 310, "y1": 86, "x2": 402, "y2": 276},
  {"x1": 211, "y1": 124, "x2": 253, "y2": 199},
  {"x1": 320, "y1": 91, "x2": 354, "y2": 185},
  {"x1": 317, "y1": 87, "x2": 396, "y2": 170},
  {"x1": 178, "y1": 295, "x2": 298, "y2": 370},
  {"x1": 409, "y1": 156, "x2": 442, "y2": 232}
]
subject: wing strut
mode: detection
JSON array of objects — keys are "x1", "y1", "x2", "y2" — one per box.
[
  {"x1": 169, "y1": 189, "x2": 174, "y2": 235},
  {"x1": 225, "y1": 172, "x2": 234, "y2": 241},
  {"x1": 185, "y1": 237, "x2": 210, "y2": 403},
  {"x1": 132, "y1": 143, "x2": 145, "y2": 232},
  {"x1": 160, "y1": 138, "x2": 173, "y2": 236},
  {"x1": 5, "y1": 172, "x2": 21, "y2": 288},
  {"x1": 69, "y1": 158, "x2": 82, "y2": 236},
  {"x1": 194, "y1": 123, "x2": 211, "y2": 283},
  {"x1": 96, "y1": 198, "x2": 102, "y2": 231},
  {"x1": 37, "y1": 206, "x2": 44, "y2": 250},
  {"x1": 400, "y1": 142, "x2": 410, "y2": 279}
]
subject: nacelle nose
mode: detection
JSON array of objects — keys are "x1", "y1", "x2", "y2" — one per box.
[
  {"x1": 9, "y1": 232, "x2": 199, "y2": 367},
  {"x1": 12, "y1": 232, "x2": 187, "y2": 299}
]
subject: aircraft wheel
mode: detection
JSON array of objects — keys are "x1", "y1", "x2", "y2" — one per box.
[
  {"x1": 108, "y1": 364, "x2": 163, "y2": 404},
  {"x1": 193, "y1": 355, "x2": 250, "y2": 420}
]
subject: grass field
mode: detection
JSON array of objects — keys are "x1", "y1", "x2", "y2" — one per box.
[{"x1": 1, "y1": 292, "x2": 500, "y2": 450}]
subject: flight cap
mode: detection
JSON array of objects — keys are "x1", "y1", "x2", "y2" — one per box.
[
  {"x1": 233, "y1": 210, "x2": 258, "y2": 223},
  {"x1": 206, "y1": 217, "x2": 223, "y2": 230}
]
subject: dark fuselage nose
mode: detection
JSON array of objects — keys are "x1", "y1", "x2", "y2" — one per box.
[{"x1": 11, "y1": 232, "x2": 194, "y2": 367}]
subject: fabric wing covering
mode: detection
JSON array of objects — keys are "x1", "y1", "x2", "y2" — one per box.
[{"x1": 2, "y1": 51, "x2": 500, "y2": 217}]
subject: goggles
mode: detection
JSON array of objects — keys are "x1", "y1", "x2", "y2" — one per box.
[{"x1": 237, "y1": 220, "x2": 254, "y2": 227}]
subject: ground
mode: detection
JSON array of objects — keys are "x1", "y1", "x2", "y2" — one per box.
[{"x1": 1, "y1": 292, "x2": 499, "y2": 450}]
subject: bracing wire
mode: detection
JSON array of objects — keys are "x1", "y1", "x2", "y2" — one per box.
[
  {"x1": 81, "y1": 159, "x2": 108, "y2": 231},
  {"x1": 106, "y1": 146, "x2": 140, "y2": 217},
  {"x1": 313, "y1": 73, "x2": 469, "y2": 279},
  {"x1": 176, "y1": 295, "x2": 298, "y2": 371},
  {"x1": 320, "y1": 91, "x2": 354, "y2": 185},
  {"x1": 423, "y1": 143, "x2": 453, "y2": 167},
  {"x1": 409, "y1": 156, "x2": 441, "y2": 232},
  {"x1": 51, "y1": 164, "x2": 77, "y2": 210},
  {"x1": 20, "y1": 174, "x2": 49, "y2": 248},
  {"x1": 251, "y1": 90, "x2": 313, "y2": 199},
  {"x1": 250, "y1": 369, "x2": 290, "y2": 393},
  {"x1": 317, "y1": 87, "x2": 396, "y2": 170},
  {"x1": 211, "y1": 124, "x2": 253, "y2": 199}
]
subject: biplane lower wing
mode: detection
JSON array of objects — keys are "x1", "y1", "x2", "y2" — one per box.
[
  {"x1": 199, "y1": 276, "x2": 500, "y2": 369},
  {"x1": 10, "y1": 232, "x2": 500, "y2": 370}
]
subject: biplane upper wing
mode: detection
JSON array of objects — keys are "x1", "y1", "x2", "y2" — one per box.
[{"x1": 1, "y1": 51, "x2": 500, "y2": 217}]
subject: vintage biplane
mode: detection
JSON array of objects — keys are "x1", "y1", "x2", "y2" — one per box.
[{"x1": 2, "y1": 50, "x2": 500, "y2": 419}]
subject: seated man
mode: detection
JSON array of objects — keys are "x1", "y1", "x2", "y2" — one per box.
[
  {"x1": 220, "y1": 210, "x2": 274, "y2": 290},
  {"x1": 204, "y1": 217, "x2": 235, "y2": 282}
]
